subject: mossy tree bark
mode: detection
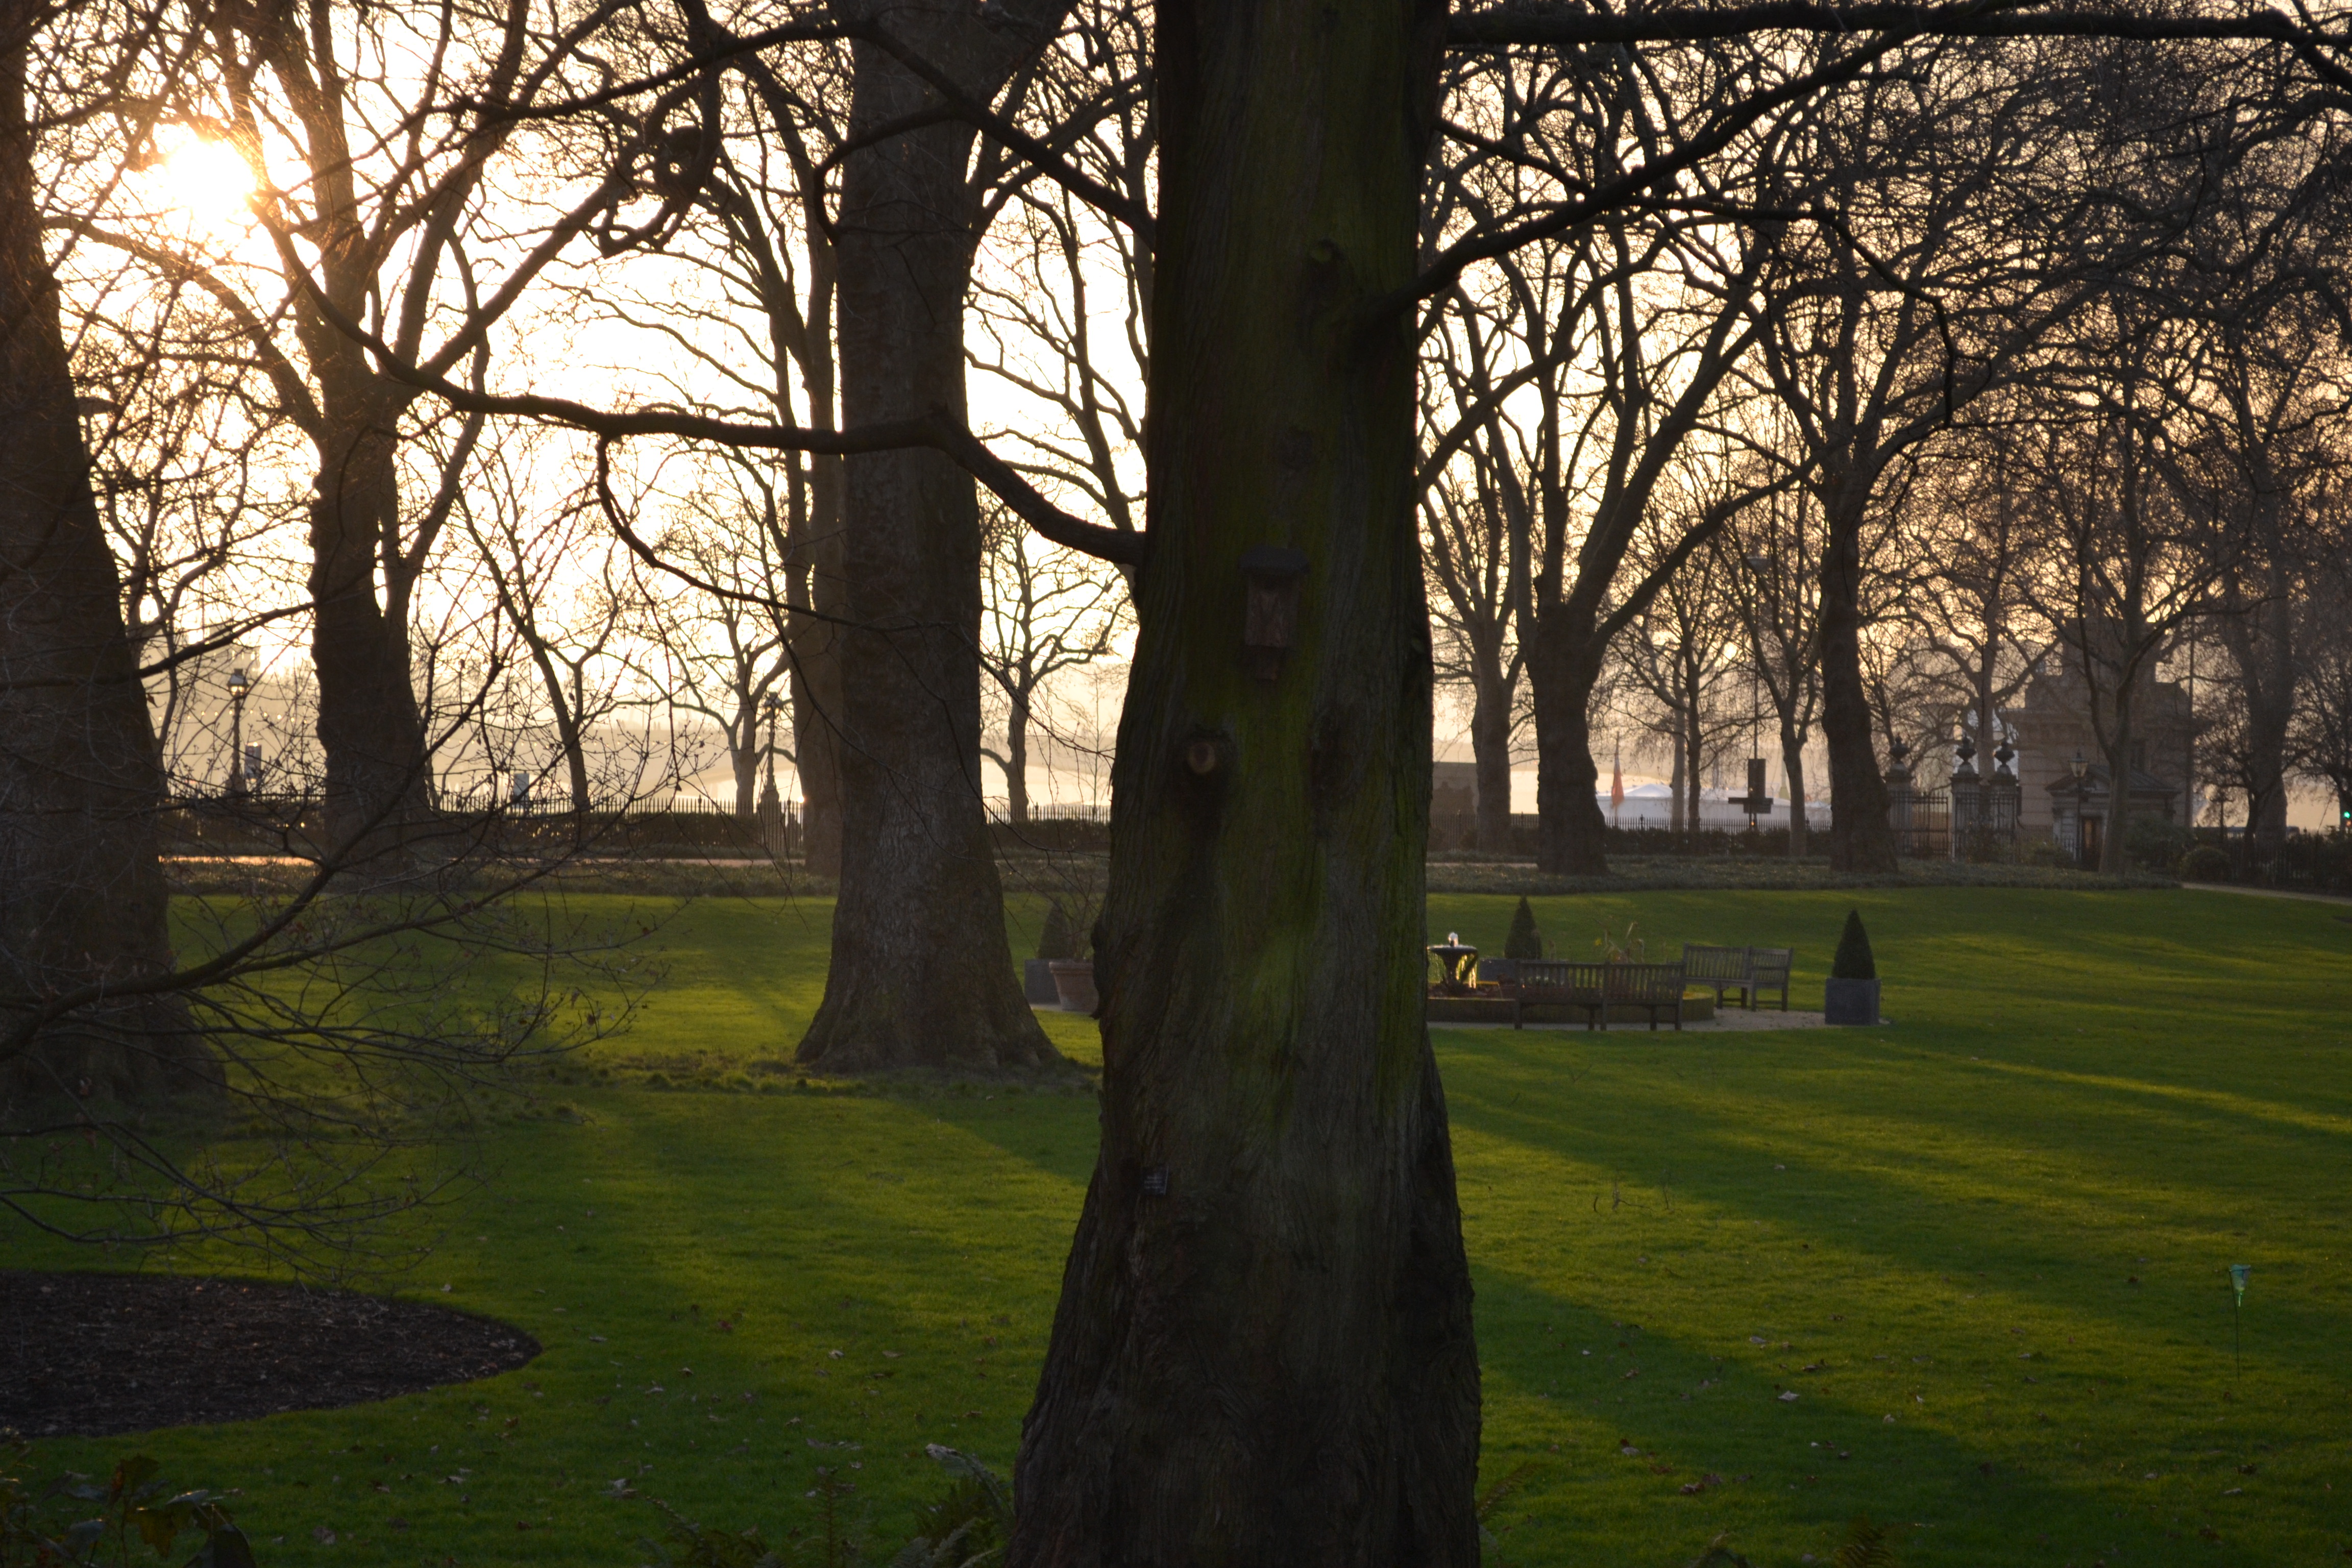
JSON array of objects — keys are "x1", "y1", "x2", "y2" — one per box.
[
  {"x1": 0, "y1": 12, "x2": 205, "y2": 1104},
  {"x1": 1011, "y1": 3, "x2": 1479, "y2": 1562},
  {"x1": 794, "y1": 0, "x2": 1071, "y2": 1072}
]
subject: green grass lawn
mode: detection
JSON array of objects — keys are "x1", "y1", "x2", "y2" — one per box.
[{"x1": 12, "y1": 885, "x2": 2352, "y2": 1566}]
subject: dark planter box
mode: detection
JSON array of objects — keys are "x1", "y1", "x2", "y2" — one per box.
[
  {"x1": 1021, "y1": 958, "x2": 1061, "y2": 1005},
  {"x1": 1048, "y1": 959, "x2": 1098, "y2": 1014},
  {"x1": 1824, "y1": 976, "x2": 1881, "y2": 1025}
]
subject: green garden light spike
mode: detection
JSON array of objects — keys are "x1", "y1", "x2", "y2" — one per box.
[{"x1": 2229, "y1": 1264, "x2": 2250, "y2": 1377}]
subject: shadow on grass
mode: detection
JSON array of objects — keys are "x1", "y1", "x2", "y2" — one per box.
[{"x1": 1468, "y1": 1267, "x2": 2187, "y2": 1566}]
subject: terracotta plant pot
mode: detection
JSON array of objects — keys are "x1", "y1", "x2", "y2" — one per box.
[
  {"x1": 1047, "y1": 959, "x2": 1098, "y2": 1013},
  {"x1": 1824, "y1": 977, "x2": 1880, "y2": 1026}
]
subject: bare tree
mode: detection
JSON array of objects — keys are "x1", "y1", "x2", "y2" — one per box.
[
  {"x1": 2171, "y1": 304, "x2": 2352, "y2": 851},
  {"x1": 1616, "y1": 521, "x2": 1746, "y2": 839},
  {"x1": 965, "y1": 0, "x2": 1152, "y2": 544},
  {"x1": 978, "y1": 503, "x2": 1128, "y2": 826},
  {"x1": 571, "y1": 23, "x2": 857, "y2": 867},
  {"x1": 1418, "y1": 468, "x2": 1525, "y2": 851},
  {"x1": 67, "y1": 0, "x2": 671, "y2": 855},
  {"x1": 2292, "y1": 550, "x2": 2352, "y2": 828},
  {"x1": 1724, "y1": 478, "x2": 1830, "y2": 854},
  {"x1": 635, "y1": 456, "x2": 800, "y2": 818},
  {"x1": 1426, "y1": 40, "x2": 1794, "y2": 875},
  {"x1": 458, "y1": 433, "x2": 633, "y2": 813},
  {"x1": 2019, "y1": 303, "x2": 2237, "y2": 872},
  {"x1": 1909, "y1": 419, "x2": 2043, "y2": 793},
  {"x1": 1736, "y1": 37, "x2": 2128, "y2": 871}
]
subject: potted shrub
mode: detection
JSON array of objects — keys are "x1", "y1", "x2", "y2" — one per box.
[
  {"x1": 1036, "y1": 900, "x2": 1098, "y2": 1013},
  {"x1": 1026, "y1": 901, "x2": 1080, "y2": 1006},
  {"x1": 1824, "y1": 909, "x2": 1880, "y2": 1025},
  {"x1": 1484, "y1": 896, "x2": 1544, "y2": 984}
]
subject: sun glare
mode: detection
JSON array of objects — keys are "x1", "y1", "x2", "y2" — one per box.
[{"x1": 160, "y1": 137, "x2": 254, "y2": 227}]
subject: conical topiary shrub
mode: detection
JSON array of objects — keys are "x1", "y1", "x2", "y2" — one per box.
[
  {"x1": 1825, "y1": 908, "x2": 1880, "y2": 1024},
  {"x1": 1504, "y1": 896, "x2": 1545, "y2": 961},
  {"x1": 1037, "y1": 900, "x2": 1083, "y2": 961},
  {"x1": 1830, "y1": 909, "x2": 1876, "y2": 980}
]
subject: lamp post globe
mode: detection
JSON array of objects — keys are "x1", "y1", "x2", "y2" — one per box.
[{"x1": 226, "y1": 668, "x2": 251, "y2": 799}]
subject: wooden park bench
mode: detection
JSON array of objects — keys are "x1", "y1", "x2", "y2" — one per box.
[
  {"x1": 1512, "y1": 960, "x2": 1687, "y2": 1031},
  {"x1": 1681, "y1": 943, "x2": 1794, "y2": 1011}
]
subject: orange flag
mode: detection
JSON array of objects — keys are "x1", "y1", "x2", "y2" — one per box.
[{"x1": 1609, "y1": 745, "x2": 1625, "y2": 822}]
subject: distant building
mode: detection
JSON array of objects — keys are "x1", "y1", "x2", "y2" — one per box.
[{"x1": 2005, "y1": 641, "x2": 2191, "y2": 860}]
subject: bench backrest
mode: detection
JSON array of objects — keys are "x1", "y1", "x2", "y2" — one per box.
[
  {"x1": 1602, "y1": 961, "x2": 1686, "y2": 1002},
  {"x1": 1749, "y1": 947, "x2": 1793, "y2": 984},
  {"x1": 1514, "y1": 960, "x2": 1607, "y2": 997},
  {"x1": 1681, "y1": 943, "x2": 1751, "y2": 982}
]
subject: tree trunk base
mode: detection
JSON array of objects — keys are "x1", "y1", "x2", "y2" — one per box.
[
  {"x1": 795, "y1": 983, "x2": 1063, "y2": 1076},
  {"x1": 3, "y1": 1000, "x2": 216, "y2": 1115}
]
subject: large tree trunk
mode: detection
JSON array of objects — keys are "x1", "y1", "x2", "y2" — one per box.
[
  {"x1": 732, "y1": 721, "x2": 758, "y2": 817},
  {"x1": 795, "y1": 5, "x2": 1058, "y2": 1072},
  {"x1": 306, "y1": 396, "x2": 434, "y2": 857},
  {"x1": 1005, "y1": 691, "x2": 1033, "y2": 826},
  {"x1": 2222, "y1": 582, "x2": 2294, "y2": 855},
  {"x1": 2100, "y1": 685, "x2": 2136, "y2": 875},
  {"x1": 1670, "y1": 729, "x2": 1687, "y2": 838},
  {"x1": 787, "y1": 564, "x2": 845, "y2": 872},
  {"x1": 1779, "y1": 716, "x2": 1810, "y2": 856},
  {"x1": 1683, "y1": 673, "x2": 1705, "y2": 838},
  {"x1": 1526, "y1": 624, "x2": 1609, "y2": 872},
  {"x1": 791, "y1": 634, "x2": 844, "y2": 872},
  {"x1": 788, "y1": 447, "x2": 847, "y2": 875},
  {"x1": 1011, "y1": 5, "x2": 1478, "y2": 1563},
  {"x1": 1468, "y1": 660, "x2": 1514, "y2": 852},
  {"x1": 1818, "y1": 496, "x2": 1897, "y2": 871},
  {"x1": 0, "y1": 23, "x2": 205, "y2": 1104}
]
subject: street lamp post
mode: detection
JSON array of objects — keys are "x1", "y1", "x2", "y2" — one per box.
[
  {"x1": 756, "y1": 694, "x2": 785, "y2": 857},
  {"x1": 762, "y1": 694, "x2": 781, "y2": 795},
  {"x1": 226, "y1": 669, "x2": 250, "y2": 800}
]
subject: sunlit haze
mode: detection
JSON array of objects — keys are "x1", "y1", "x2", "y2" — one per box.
[{"x1": 158, "y1": 135, "x2": 253, "y2": 229}]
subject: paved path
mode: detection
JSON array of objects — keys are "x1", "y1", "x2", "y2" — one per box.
[
  {"x1": 1434, "y1": 1009, "x2": 1841, "y2": 1033},
  {"x1": 2179, "y1": 881, "x2": 2352, "y2": 907}
]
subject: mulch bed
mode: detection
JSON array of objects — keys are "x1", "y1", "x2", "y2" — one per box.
[{"x1": 0, "y1": 1270, "x2": 538, "y2": 1438}]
